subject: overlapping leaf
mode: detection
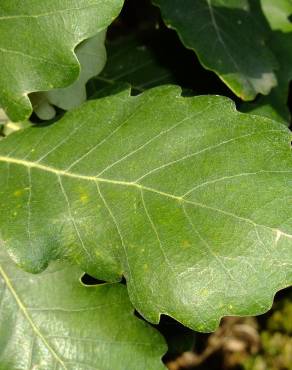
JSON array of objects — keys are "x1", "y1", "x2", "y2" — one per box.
[
  {"x1": 261, "y1": 0, "x2": 292, "y2": 32},
  {"x1": 0, "y1": 86, "x2": 292, "y2": 331},
  {"x1": 89, "y1": 33, "x2": 175, "y2": 97},
  {"x1": 32, "y1": 31, "x2": 107, "y2": 120},
  {"x1": 153, "y1": 0, "x2": 277, "y2": 100},
  {"x1": 242, "y1": 0, "x2": 292, "y2": 124},
  {"x1": 88, "y1": 27, "x2": 230, "y2": 100},
  {"x1": 0, "y1": 0, "x2": 124, "y2": 122},
  {"x1": 0, "y1": 248, "x2": 166, "y2": 369}
]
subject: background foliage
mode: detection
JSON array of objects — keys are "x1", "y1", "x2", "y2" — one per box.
[{"x1": 0, "y1": 0, "x2": 291, "y2": 369}]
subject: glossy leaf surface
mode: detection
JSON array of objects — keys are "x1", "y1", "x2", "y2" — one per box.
[
  {"x1": 0, "y1": 0, "x2": 123, "y2": 121},
  {"x1": 0, "y1": 249, "x2": 166, "y2": 369},
  {"x1": 0, "y1": 86, "x2": 292, "y2": 331}
]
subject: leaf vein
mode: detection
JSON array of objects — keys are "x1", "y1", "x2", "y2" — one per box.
[
  {"x1": 57, "y1": 175, "x2": 93, "y2": 262},
  {"x1": 0, "y1": 265, "x2": 68, "y2": 369}
]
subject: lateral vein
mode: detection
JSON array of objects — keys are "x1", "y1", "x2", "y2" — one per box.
[
  {"x1": 0, "y1": 155, "x2": 291, "y2": 240},
  {"x1": 0, "y1": 265, "x2": 67, "y2": 369}
]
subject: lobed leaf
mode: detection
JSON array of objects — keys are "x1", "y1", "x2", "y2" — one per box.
[
  {"x1": 0, "y1": 0, "x2": 124, "y2": 122},
  {"x1": 32, "y1": 31, "x2": 107, "y2": 120},
  {"x1": 153, "y1": 0, "x2": 277, "y2": 100},
  {"x1": 0, "y1": 248, "x2": 166, "y2": 369},
  {"x1": 0, "y1": 86, "x2": 292, "y2": 331}
]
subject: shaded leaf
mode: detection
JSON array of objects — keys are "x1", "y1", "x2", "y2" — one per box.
[
  {"x1": 88, "y1": 23, "x2": 237, "y2": 101},
  {"x1": 88, "y1": 32, "x2": 175, "y2": 98},
  {"x1": 0, "y1": 0, "x2": 123, "y2": 122},
  {"x1": 0, "y1": 86, "x2": 292, "y2": 331},
  {"x1": 242, "y1": 1, "x2": 292, "y2": 124},
  {"x1": 153, "y1": 0, "x2": 277, "y2": 100},
  {"x1": 0, "y1": 248, "x2": 166, "y2": 369}
]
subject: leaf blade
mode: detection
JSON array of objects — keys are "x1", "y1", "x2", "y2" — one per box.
[
  {"x1": 0, "y1": 249, "x2": 166, "y2": 369},
  {"x1": 153, "y1": 0, "x2": 277, "y2": 100},
  {"x1": 0, "y1": 0, "x2": 124, "y2": 121},
  {"x1": 241, "y1": 1, "x2": 292, "y2": 124},
  {"x1": 0, "y1": 86, "x2": 292, "y2": 331}
]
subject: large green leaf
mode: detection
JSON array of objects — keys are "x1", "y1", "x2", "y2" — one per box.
[
  {"x1": 0, "y1": 248, "x2": 166, "y2": 369},
  {"x1": 0, "y1": 86, "x2": 292, "y2": 331},
  {"x1": 0, "y1": 0, "x2": 123, "y2": 122},
  {"x1": 153, "y1": 0, "x2": 277, "y2": 100}
]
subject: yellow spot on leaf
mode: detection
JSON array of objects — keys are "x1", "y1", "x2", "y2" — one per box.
[
  {"x1": 182, "y1": 240, "x2": 190, "y2": 248},
  {"x1": 80, "y1": 193, "x2": 89, "y2": 204},
  {"x1": 13, "y1": 190, "x2": 22, "y2": 197},
  {"x1": 200, "y1": 289, "x2": 209, "y2": 296}
]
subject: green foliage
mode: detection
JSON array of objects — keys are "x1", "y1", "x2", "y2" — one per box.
[
  {"x1": 32, "y1": 31, "x2": 107, "y2": 120},
  {"x1": 0, "y1": 0, "x2": 292, "y2": 368},
  {"x1": 153, "y1": 0, "x2": 277, "y2": 100},
  {"x1": 89, "y1": 33, "x2": 175, "y2": 95},
  {"x1": 241, "y1": 0, "x2": 292, "y2": 124},
  {"x1": 0, "y1": 0, "x2": 123, "y2": 122},
  {"x1": 1, "y1": 86, "x2": 292, "y2": 333},
  {"x1": 0, "y1": 248, "x2": 166, "y2": 369}
]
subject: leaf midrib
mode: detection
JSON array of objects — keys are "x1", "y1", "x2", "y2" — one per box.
[
  {"x1": 1, "y1": 154, "x2": 292, "y2": 241},
  {"x1": 0, "y1": 264, "x2": 68, "y2": 369}
]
